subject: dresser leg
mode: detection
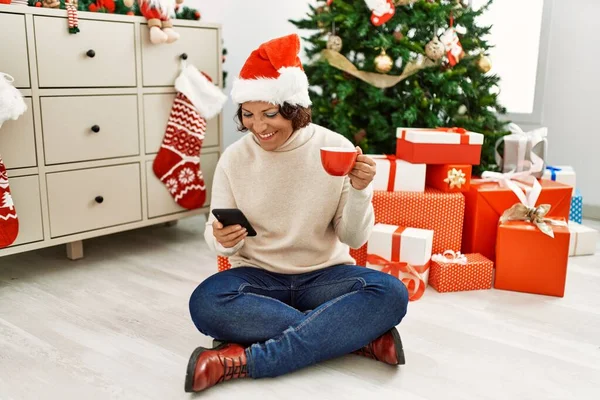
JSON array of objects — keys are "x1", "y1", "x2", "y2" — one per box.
[
  {"x1": 165, "y1": 220, "x2": 178, "y2": 227},
  {"x1": 66, "y1": 241, "x2": 84, "y2": 260}
]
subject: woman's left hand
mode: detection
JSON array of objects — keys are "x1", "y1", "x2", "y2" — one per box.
[{"x1": 349, "y1": 146, "x2": 376, "y2": 191}]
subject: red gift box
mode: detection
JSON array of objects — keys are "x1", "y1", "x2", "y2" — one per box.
[
  {"x1": 462, "y1": 177, "x2": 572, "y2": 261},
  {"x1": 428, "y1": 251, "x2": 494, "y2": 293},
  {"x1": 495, "y1": 219, "x2": 570, "y2": 297},
  {"x1": 396, "y1": 127, "x2": 483, "y2": 165},
  {"x1": 426, "y1": 164, "x2": 472, "y2": 193},
  {"x1": 350, "y1": 189, "x2": 465, "y2": 266}
]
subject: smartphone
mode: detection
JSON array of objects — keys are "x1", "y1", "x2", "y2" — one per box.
[{"x1": 211, "y1": 208, "x2": 257, "y2": 237}]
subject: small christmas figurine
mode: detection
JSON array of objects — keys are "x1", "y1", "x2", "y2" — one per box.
[
  {"x1": 42, "y1": 0, "x2": 60, "y2": 8},
  {"x1": 364, "y1": 0, "x2": 396, "y2": 27},
  {"x1": 135, "y1": 0, "x2": 185, "y2": 44}
]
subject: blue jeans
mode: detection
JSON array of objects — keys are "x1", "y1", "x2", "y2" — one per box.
[{"x1": 188, "y1": 264, "x2": 409, "y2": 378}]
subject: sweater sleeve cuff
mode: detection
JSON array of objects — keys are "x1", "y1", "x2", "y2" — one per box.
[
  {"x1": 214, "y1": 237, "x2": 245, "y2": 257},
  {"x1": 348, "y1": 182, "x2": 373, "y2": 206}
]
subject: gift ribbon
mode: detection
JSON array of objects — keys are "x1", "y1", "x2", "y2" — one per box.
[
  {"x1": 431, "y1": 250, "x2": 468, "y2": 265},
  {"x1": 366, "y1": 226, "x2": 430, "y2": 301},
  {"x1": 546, "y1": 166, "x2": 562, "y2": 181},
  {"x1": 385, "y1": 154, "x2": 397, "y2": 192},
  {"x1": 494, "y1": 123, "x2": 546, "y2": 175},
  {"x1": 444, "y1": 168, "x2": 466, "y2": 189},
  {"x1": 435, "y1": 127, "x2": 469, "y2": 145}
]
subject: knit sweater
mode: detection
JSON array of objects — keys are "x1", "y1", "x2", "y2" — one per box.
[{"x1": 204, "y1": 123, "x2": 375, "y2": 274}]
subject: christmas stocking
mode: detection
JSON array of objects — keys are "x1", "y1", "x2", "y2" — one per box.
[
  {"x1": 365, "y1": 0, "x2": 395, "y2": 27},
  {"x1": 0, "y1": 156, "x2": 18, "y2": 248},
  {"x1": 152, "y1": 64, "x2": 227, "y2": 210}
]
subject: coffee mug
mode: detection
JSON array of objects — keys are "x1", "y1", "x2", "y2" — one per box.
[{"x1": 320, "y1": 147, "x2": 358, "y2": 176}]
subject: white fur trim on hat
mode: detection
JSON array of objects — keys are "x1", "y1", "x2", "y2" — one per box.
[
  {"x1": 175, "y1": 64, "x2": 227, "y2": 120},
  {"x1": 230, "y1": 67, "x2": 312, "y2": 107}
]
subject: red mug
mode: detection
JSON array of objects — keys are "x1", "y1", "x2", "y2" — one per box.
[{"x1": 320, "y1": 147, "x2": 358, "y2": 176}]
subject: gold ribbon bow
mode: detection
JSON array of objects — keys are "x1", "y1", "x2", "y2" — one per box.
[
  {"x1": 500, "y1": 203, "x2": 566, "y2": 238},
  {"x1": 444, "y1": 168, "x2": 466, "y2": 189}
]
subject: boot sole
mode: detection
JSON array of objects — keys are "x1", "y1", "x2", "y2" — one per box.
[
  {"x1": 184, "y1": 343, "x2": 228, "y2": 393},
  {"x1": 390, "y1": 327, "x2": 406, "y2": 365}
]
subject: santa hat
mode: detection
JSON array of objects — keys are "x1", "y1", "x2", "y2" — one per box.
[{"x1": 230, "y1": 34, "x2": 312, "y2": 108}]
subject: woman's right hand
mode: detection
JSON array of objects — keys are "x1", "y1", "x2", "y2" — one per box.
[{"x1": 212, "y1": 220, "x2": 247, "y2": 248}]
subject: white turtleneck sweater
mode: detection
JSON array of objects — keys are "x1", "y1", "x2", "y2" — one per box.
[{"x1": 204, "y1": 123, "x2": 375, "y2": 274}]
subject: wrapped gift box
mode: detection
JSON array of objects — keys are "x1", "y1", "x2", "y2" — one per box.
[
  {"x1": 543, "y1": 166, "x2": 576, "y2": 195},
  {"x1": 217, "y1": 255, "x2": 231, "y2": 272},
  {"x1": 568, "y1": 221, "x2": 598, "y2": 256},
  {"x1": 366, "y1": 223, "x2": 433, "y2": 301},
  {"x1": 426, "y1": 164, "x2": 472, "y2": 193},
  {"x1": 495, "y1": 219, "x2": 570, "y2": 297},
  {"x1": 370, "y1": 155, "x2": 426, "y2": 192},
  {"x1": 496, "y1": 123, "x2": 548, "y2": 179},
  {"x1": 462, "y1": 179, "x2": 572, "y2": 261},
  {"x1": 428, "y1": 252, "x2": 494, "y2": 293},
  {"x1": 350, "y1": 189, "x2": 465, "y2": 266},
  {"x1": 395, "y1": 127, "x2": 483, "y2": 165},
  {"x1": 569, "y1": 189, "x2": 583, "y2": 223}
]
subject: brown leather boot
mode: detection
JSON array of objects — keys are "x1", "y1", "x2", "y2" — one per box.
[
  {"x1": 353, "y1": 327, "x2": 406, "y2": 365},
  {"x1": 184, "y1": 343, "x2": 249, "y2": 393}
]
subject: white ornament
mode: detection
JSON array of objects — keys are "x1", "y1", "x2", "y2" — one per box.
[{"x1": 458, "y1": 104, "x2": 468, "y2": 115}]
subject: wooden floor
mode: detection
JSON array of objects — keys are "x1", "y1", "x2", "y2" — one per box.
[{"x1": 1, "y1": 216, "x2": 599, "y2": 400}]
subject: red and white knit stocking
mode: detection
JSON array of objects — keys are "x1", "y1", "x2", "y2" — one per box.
[
  {"x1": 152, "y1": 64, "x2": 226, "y2": 210},
  {"x1": 0, "y1": 155, "x2": 19, "y2": 248}
]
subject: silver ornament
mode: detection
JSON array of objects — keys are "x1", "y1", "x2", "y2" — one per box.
[
  {"x1": 425, "y1": 36, "x2": 445, "y2": 61},
  {"x1": 327, "y1": 35, "x2": 343, "y2": 52}
]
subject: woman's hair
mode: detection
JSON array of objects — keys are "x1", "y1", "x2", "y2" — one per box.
[{"x1": 236, "y1": 103, "x2": 312, "y2": 132}]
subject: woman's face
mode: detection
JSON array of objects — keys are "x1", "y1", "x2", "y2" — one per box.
[{"x1": 241, "y1": 101, "x2": 294, "y2": 151}]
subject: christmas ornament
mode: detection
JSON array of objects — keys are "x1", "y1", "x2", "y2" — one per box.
[
  {"x1": 327, "y1": 35, "x2": 343, "y2": 52},
  {"x1": 477, "y1": 55, "x2": 492, "y2": 73},
  {"x1": 444, "y1": 168, "x2": 467, "y2": 189},
  {"x1": 425, "y1": 36, "x2": 445, "y2": 61},
  {"x1": 153, "y1": 64, "x2": 226, "y2": 209},
  {"x1": 322, "y1": 49, "x2": 437, "y2": 89},
  {"x1": 374, "y1": 49, "x2": 393, "y2": 73},
  {"x1": 458, "y1": 104, "x2": 468, "y2": 115},
  {"x1": 0, "y1": 155, "x2": 18, "y2": 249},
  {"x1": 137, "y1": 0, "x2": 185, "y2": 44},
  {"x1": 440, "y1": 18, "x2": 465, "y2": 66},
  {"x1": 393, "y1": 31, "x2": 404, "y2": 41},
  {"x1": 365, "y1": 0, "x2": 396, "y2": 27},
  {"x1": 354, "y1": 129, "x2": 367, "y2": 144},
  {"x1": 327, "y1": 0, "x2": 333, "y2": 5},
  {"x1": 66, "y1": 0, "x2": 80, "y2": 34}
]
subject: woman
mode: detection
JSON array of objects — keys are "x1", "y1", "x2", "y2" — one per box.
[{"x1": 185, "y1": 34, "x2": 409, "y2": 393}]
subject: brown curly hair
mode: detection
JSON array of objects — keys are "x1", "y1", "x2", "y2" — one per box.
[{"x1": 236, "y1": 103, "x2": 312, "y2": 132}]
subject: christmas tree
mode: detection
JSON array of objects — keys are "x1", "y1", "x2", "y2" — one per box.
[{"x1": 290, "y1": 0, "x2": 508, "y2": 173}]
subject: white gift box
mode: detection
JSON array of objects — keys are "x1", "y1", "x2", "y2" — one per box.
[
  {"x1": 542, "y1": 166, "x2": 576, "y2": 195},
  {"x1": 568, "y1": 221, "x2": 598, "y2": 257},
  {"x1": 370, "y1": 155, "x2": 426, "y2": 192},
  {"x1": 495, "y1": 123, "x2": 548, "y2": 178},
  {"x1": 366, "y1": 223, "x2": 433, "y2": 285}
]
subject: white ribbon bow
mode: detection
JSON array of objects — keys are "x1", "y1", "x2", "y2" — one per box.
[
  {"x1": 431, "y1": 250, "x2": 468, "y2": 265},
  {"x1": 494, "y1": 122, "x2": 546, "y2": 176}
]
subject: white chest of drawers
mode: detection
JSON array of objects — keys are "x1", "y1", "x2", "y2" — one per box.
[{"x1": 0, "y1": 5, "x2": 223, "y2": 259}]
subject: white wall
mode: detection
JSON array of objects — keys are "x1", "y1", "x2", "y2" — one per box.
[{"x1": 185, "y1": 0, "x2": 317, "y2": 149}]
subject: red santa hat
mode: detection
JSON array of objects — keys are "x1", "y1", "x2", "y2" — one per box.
[{"x1": 231, "y1": 34, "x2": 312, "y2": 108}]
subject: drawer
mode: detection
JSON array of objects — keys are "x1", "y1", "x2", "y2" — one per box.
[
  {"x1": 0, "y1": 98, "x2": 37, "y2": 169},
  {"x1": 46, "y1": 164, "x2": 142, "y2": 237},
  {"x1": 41, "y1": 95, "x2": 139, "y2": 164},
  {"x1": 143, "y1": 94, "x2": 219, "y2": 154},
  {"x1": 0, "y1": 14, "x2": 30, "y2": 88},
  {"x1": 34, "y1": 16, "x2": 136, "y2": 88},
  {"x1": 141, "y1": 26, "x2": 219, "y2": 87},
  {"x1": 6, "y1": 175, "x2": 44, "y2": 247},
  {"x1": 146, "y1": 152, "x2": 218, "y2": 218}
]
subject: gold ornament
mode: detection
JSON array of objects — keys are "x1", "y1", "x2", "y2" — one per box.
[
  {"x1": 425, "y1": 36, "x2": 445, "y2": 61},
  {"x1": 327, "y1": 35, "x2": 343, "y2": 52},
  {"x1": 396, "y1": 0, "x2": 418, "y2": 5},
  {"x1": 374, "y1": 49, "x2": 393, "y2": 74},
  {"x1": 477, "y1": 55, "x2": 492, "y2": 73},
  {"x1": 444, "y1": 168, "x2": 467, "y2": 189}
]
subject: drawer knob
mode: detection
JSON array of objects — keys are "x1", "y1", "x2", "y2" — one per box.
[
  {"x1": 180, "y1": 53, "x2": 188, "y2": 60},
  {"x1": 91, "y1": 125, "x2": 100, "y2": 133},
  {"x1": 86, "y1": 49, "x2": 96, "y2": 58},
  {"x1": 94, "y1": 196, "x2": 104, "y2": 204}
]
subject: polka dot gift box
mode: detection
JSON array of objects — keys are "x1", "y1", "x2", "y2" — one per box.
[
  {"x1": 569, "y1": 188, "x2": 583, "y2": 224},
  {"x1": 428, "y1": 251, "x2": 494, "y2": 293}
]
